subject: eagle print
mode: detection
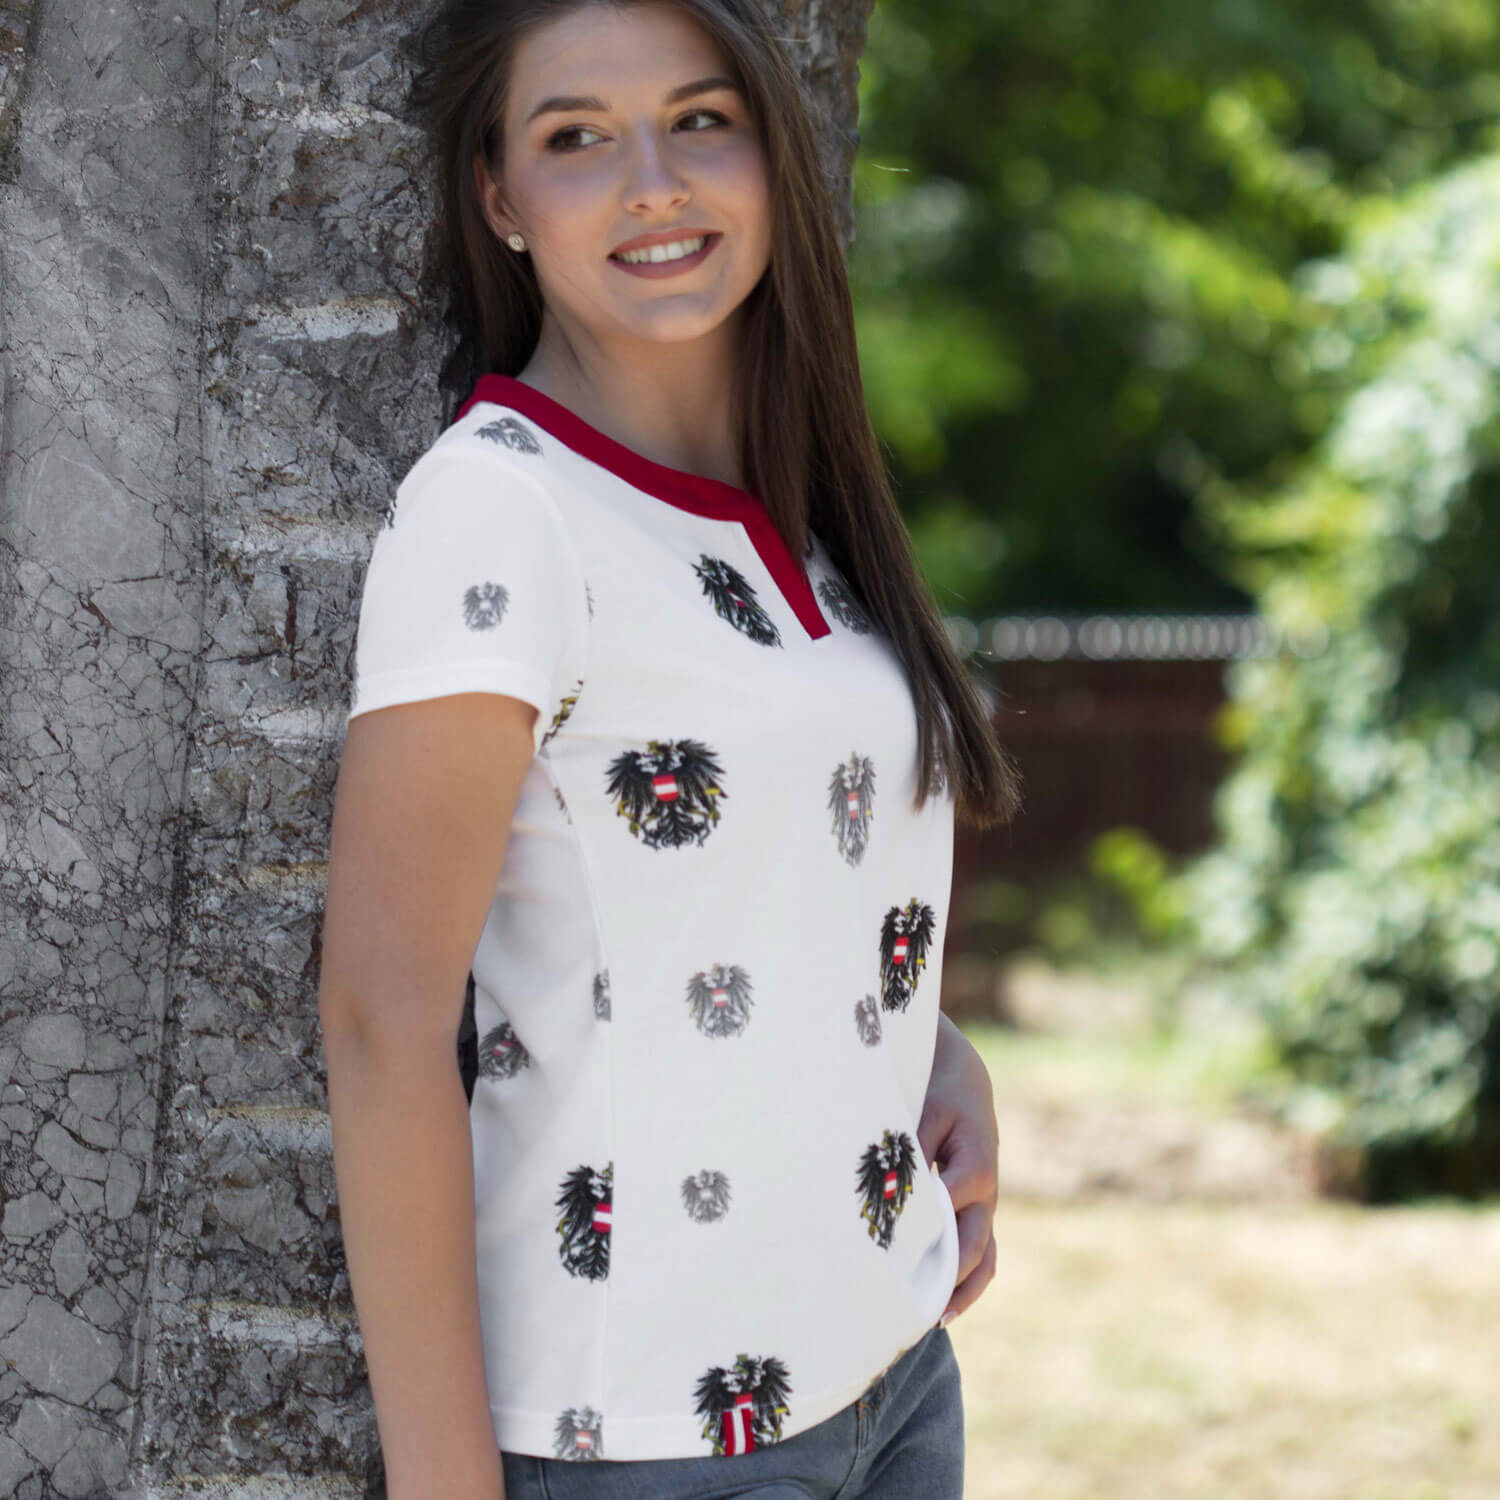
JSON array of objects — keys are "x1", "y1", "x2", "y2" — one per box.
[
  {"x1": 817, "y1": 574, "x2": 873, "y2": 635},
  {"x1": 879, "y1": 899, "x2": 937, "y2": 1013},
  {"x1": 857, "y1": 1129, "x2": 919, "y2": 1249},
  {"x1": 556, "y1": 1162, "x2": 612, "y2": 1281},
  {"x1": 828, "y1": 752, "x2": 876, "y2": 865},
  {"x1": 854, "y1": 994, "x2": 882, "y2": 1047},
  {"x1": 606, "y1": 737, "x2": 726, "y2": 848},
  {"x1": 541, "y1": 676, "x2": 583, "y2": 750},
  {"x1": 686, "y1": 962, "x2": 754, "y2": 1038},
  {"x1": 693, "y1": 554, "x2": 782, "y2": 647},
  {"x1": 476, "y1": 415, "x2": 543, "y2": 454},
  {"x1": 593, "y1": 968, "x2": 611, "y2": 1021},
  {"x1": 462, "y1": 580, "x2": 509, "y2": 631},
  {"x1": 476, "y1": 1017, "x2": 531, "y2": 1082},
  {"x1": 681, "y1": 1169, "x2": 732, "y2": 1223},
  {"x1": 552, "y1": 1406, "x2": 605, "y2": 1461},
  {"x1": 694, "y1": 1354, "x2": 793, "y2": 1456}
]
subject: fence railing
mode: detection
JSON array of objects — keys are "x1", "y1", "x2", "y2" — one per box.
[{"x1": 943, "y1": 612, "x2": 1328, "y2": 663}]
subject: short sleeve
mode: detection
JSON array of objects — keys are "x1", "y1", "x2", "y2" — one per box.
[{"x1": 346, "y1": 440, "x2": 589, "y2": 759}]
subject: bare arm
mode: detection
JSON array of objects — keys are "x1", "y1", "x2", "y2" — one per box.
[{"x1": 318, "y1": 691, "x2": 539, "y2": 1500}]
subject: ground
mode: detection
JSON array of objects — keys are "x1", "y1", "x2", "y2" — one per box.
[{"x1": 946, "y1": 956, "x2": 1500, "y2": 1500}]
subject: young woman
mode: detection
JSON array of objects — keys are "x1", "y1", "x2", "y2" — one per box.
[{"x1": 317, "y1": 2, "x2": 1021, "y2": 1497}]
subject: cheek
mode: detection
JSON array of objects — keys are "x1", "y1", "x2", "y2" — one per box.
[
  {"x1": 715, "y1": 137, "x2": 772, "y2": 217},
  {"x1": 513, "y1": 162, "x2": 614, "y2": 244}
]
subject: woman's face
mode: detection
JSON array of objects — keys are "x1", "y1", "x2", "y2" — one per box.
[{"x1": 476, "y1": 3, "x2": 773, "y2": 351}]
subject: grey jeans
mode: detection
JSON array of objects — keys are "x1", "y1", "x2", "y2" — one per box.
[{"x1": 498, "y1": 1318, "x2": 964, "y2": 1500}]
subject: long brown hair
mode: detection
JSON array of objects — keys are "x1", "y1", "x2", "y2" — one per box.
[{"x1": 404, "y1": 0, "x2": 1021, "y2": 830}]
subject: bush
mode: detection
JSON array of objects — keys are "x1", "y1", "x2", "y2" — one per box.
[{"x1": 1171, "y1": 157, "x2": 1500, "y2": 1198}]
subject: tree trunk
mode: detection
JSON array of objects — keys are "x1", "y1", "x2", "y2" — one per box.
[{"x1": 0, "y1": 1, "x2": 873, "y2": 1492}]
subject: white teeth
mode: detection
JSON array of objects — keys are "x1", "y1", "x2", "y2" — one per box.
[{"x1": 617, "y1": 236, "x2": 708, "y2": 265}]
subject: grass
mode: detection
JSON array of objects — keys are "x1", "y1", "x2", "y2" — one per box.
[
  {"x1": 945, "y1": 955, "x2": 1500, "y2": 1498},
  {"x1": 949, "y1": 1198, "x2": 1500, "y2": 1500}
]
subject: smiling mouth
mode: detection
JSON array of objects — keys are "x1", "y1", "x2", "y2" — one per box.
[{"x1": 609, "y1": 233, "x2": 722, "y2": 268}]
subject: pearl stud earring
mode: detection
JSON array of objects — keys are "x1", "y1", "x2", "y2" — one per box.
[{"x1": 507, "y1": 233, "x2": 526, "y2": 252}]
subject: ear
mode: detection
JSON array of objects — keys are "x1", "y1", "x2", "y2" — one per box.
[{"x1": 471, "y1": 151, "x2": 514, "y2": 244}]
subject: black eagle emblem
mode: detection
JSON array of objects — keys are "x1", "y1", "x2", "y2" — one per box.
[
  {"x1": 476, "y1": 1017, "x2": 531, "y2": 1082},
  {"x1": 694, "y1": 1354, "x2": 793, "y2": 1456},
  {"x1": 593, "y1": 968, "x2": 611, "y2": 1021},
  {"x1": 686, "y1": 963, "x2": 754, "y2": 1038},
  {"x1": 879, "y1": 899, "x2": 937, "y2": 1013},
  {"x1": 476, "y1": 415, "x2": 543, "y2": 454},
  {"x1": 681, "y1": 1169, "x2": 732, "y2": 1223},
  {"x1": 542, "y1": 676, "x2": 583, "y2": 750},
  {"x1": 828, "y1": 752, "x2": 876, "y2": 865},
  {"x1": 817, "y1": 574, "x2": 873, "y2": 635},
  {"x1": 857, "y1": 1129, "x2": 920, "y2": 1248},
  {"x1": 555, "y1": 1161, "x2": 612, "y2": 1281},
  {"x1": 854, "y1": 994, "x2": 882, "y2": 1046},
  {"x1": 462, "y1": 580, "x2": 509, "y2": 630},
  {"x1": 551, "y1": 1406, "x2": 605, "y2": 1461},
  {"x1": 693, "y1": 554, "x2": 782, "y2": 647},
  {"x1": 606, "y1": 737, "x2": 726, "y2": 848}
]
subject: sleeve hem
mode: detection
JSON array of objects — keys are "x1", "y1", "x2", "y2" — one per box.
[{"x1": 347, "y1": 662, "x2": 554, "y2": 757}]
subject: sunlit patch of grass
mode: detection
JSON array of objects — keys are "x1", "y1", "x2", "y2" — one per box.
[
  {"x1": 960, "y1": 1015, "x2": 1283, "y2": 1117},
  {"x1": 950, "y1": 1199, "x2": 1500, "y2": 1500}
]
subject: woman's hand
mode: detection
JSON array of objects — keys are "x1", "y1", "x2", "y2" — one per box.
[{"x1": 916, "y1": 1011, "x2": 999, "y2": 1328}]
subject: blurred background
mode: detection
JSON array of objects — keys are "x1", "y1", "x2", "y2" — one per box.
[{"x1": 848, "y1": 1, "x2": 1500, "y2": 1492}]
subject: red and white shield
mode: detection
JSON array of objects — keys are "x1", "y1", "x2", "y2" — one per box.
[
  {"x1": 593, "y1": 1199, "x2": 612, "y2": 1233},
  {"x1": 712, "y1": 986, "x2": 728, "y2": 1008},
  {"x1": 652, "y1": 773, "x2": 679, "y2": 802},
  {"x1": 722, "y1": 1391, "x2": 756, "y2": 1455},
  {"x1": 884, "y1": 1169, "x2": 898, "y2": 1201},
  {"x1": 847, "y1": 789, "x2": 861, "y2": 818},
  {"x1": 892, "y1": 935, "x2": 908, "y2": 966},
  {"x1": 573, "y1": 1430, "x2": 593, "y2": 1453}
]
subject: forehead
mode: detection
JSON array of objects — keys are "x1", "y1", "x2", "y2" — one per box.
[{"x1": 506, "y1": 4, "x2": 732, "y2": 119}]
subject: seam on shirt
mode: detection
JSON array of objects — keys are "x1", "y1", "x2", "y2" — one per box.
[
  {"x1": 415, "y1": 431, "x2": 596, "y2": 755},
  {"x1": 347, "y1": 661, "x2": 555, "y2": 726},
  {"x1": 448, "y1": 419, "x2": 616, "y2": 1415}
]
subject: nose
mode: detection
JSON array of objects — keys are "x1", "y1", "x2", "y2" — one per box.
[{"x1": 621, "y1": 127, "x2": 691, "y2": 215}]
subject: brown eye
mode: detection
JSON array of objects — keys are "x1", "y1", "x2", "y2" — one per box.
[
  {"x1": 546, "y1": 110, "x2": 729, "y2": 153},
  {"x1": 547, "y1": 125, "x2": 605, "y2": 153}
]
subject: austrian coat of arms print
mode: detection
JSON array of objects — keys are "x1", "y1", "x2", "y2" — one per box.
[
  {"x1": 694, "y1": 1354, "x2": 793, "y2": 1456},
  {"x1": 857, "y1": 1128, "x2": 920, "y2": 1248},
  {"x1": 605, "y1": 737, "x2": 726, "y2": 848},
  {"x1": 551, "y1": 1406, "x2": 605, "y2": 1461},
  {"x1": 878, "y1": 898, "x2": 936, "y2": 1012},
  {"x1": 475, "y1": 414, "x2": 543, "y2": 454},
  {"x1": 693, "y1": 553, "x2": 782, "y2": 647},
  {"x1": 828, "y1": 751, "x2": 876, "y2": 865},
  {"x1": 555, "y1": 1161, "x2": 612, "y2": 1281}
]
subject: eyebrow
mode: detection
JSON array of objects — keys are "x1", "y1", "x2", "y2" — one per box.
[{"x1": 524, "y1": 75, "x2": 742, "y2": 127}]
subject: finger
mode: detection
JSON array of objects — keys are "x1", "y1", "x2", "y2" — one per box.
[
  {"x1": 917, "y1": 1111, "x2": 955, "y2": 1171},
  {"x1": 940, "y1": 1230, "x2": 997, "y2": 1327},
  {"x1": 949, "y1": 1200, "x2": 988, "y2": 1291}
]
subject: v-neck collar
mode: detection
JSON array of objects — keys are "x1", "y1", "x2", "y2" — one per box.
[{"x1": 456, "y1": 373, "x2": 831, "y2": 640}]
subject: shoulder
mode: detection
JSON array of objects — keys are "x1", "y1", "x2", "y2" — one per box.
[{"x1": 384, "y1": 400, "x2": 564, "y2": 532}]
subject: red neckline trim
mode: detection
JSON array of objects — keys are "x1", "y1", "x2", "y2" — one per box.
[{"x1": 456, "y1": 373, "x2": 830, "y2": 640}]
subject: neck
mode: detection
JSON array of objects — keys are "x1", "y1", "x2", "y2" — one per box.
[{"x1": 516, "y1": 316, "x2": 745, "y2": 490}]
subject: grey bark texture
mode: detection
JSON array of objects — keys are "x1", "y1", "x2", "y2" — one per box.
[{"x1": 0, "y1": 1, "x2": 872, "y2": 1494}]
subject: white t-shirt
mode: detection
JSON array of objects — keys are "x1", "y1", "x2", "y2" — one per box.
[{"x1": 346, "y1": 373, "x2": 960, "y2": 1463}]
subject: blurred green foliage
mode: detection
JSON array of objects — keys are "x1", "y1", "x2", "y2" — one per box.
[
  {"x1": 852, "y1": 1, "x2": 1500, "y2": 1195},
  {"x1": 852, "y1": 0, "x2": 1500, "y2": 613},
  {"x1": 1173, "y1": 158, "x2": 1500, "y2": 1198}
]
